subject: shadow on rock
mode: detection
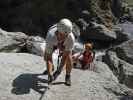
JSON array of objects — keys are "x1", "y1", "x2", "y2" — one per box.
[
  {"x1": 11, "y1": 73, "x2": 49, "y2": 95},
  {"x1": 120, "y1": 95, "x2": 133, "y2": 100},
  {"x1": 52, "y1": 82, "x2": 65, "y2": 85}
]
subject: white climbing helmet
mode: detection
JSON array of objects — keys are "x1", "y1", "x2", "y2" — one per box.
[{"x1": 57, "y1": 18, "x2": 73, "y2": 35}]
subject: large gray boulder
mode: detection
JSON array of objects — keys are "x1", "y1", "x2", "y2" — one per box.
[
  {"x1": 0, "y1": 53, "x2": 133, "y2": 100},
  {"x1": 26, "y1": 36, "x2": 46, "y2": 56},
  {"x1": 116, "y1": 22, "x2": 133, "y2": 39},
  {"x1": 92, "y1": 61, "x2": 118, "y2": 82},
  {"x1": 129, "y1": 9, "x2": 133, "y2": 21},
  {"x1": 112, "y1": 25, "x2": 131, "y2": 43},
  {"x1": 80, "y1": 22, "x2": 117, "y2": 41},
  {"x1": 0, "y1": 28, "x2": 28, "y2": 52},
  {"x1": 0, "y1": 0, "x2": 115, "y2": 36},
  {"x1": 103, "y1": 50, "x2": 133, "y2": 89},
  {"x1": 79, "y1": 20, "x2": 132, "y2": 48},
  {"x1": 111, "y1": 0, "x2": 123, "y2": 18},
  {"x1": 0, "y1": 53, "x2": 45, "y2": 100},
  {"x1": 114, "y1": 39, "x2": 133, "y2": 65},
  {"x1": 40, "y1": 61, "x2": 133, "y2": 100}
]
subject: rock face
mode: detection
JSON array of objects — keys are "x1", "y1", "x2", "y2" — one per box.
[
  {"x1": 0, "y1": 53, "x2": 46, "y2": 100},
  {"x1": 0, "y1": 1, "x2": 132, "y2": 99},
  {"x1": 103, "y1": 50, "x2": 133, "y2": 89},
  {"x1": 0, "y1": 28, "x2": 28, "y2": 52},
  {"x1": 0, "y1": 0, "x2": 116, "y2": 37},
  {"x1": 116, "y1": 22, "x2": 133, "y2": 39},
  {"x1": 104, "y1": 40, "x2": 133, "y2": 89},
  {"x1": 111, "y1": 0, "x2": 123, "y2": 18},
  {"x1": 114, "y1": 39, "x2": 133, "y2": 65},
  {"x1": 80, "y1": 22, "x2": 117, "y2": 42},
  {"x1": 26, "y1": 36, "x2": 46, "y2": 56},
  {"x1": 0, "y1": 53, "x2": 133, "y2": 100},
  {"x1": 0, "y1": 0, "x2": 131, "y2": 49}
]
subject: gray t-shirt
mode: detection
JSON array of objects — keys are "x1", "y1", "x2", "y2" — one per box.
[{"x1": 45, "y1": 25, "x2": 75, "y2": 54}]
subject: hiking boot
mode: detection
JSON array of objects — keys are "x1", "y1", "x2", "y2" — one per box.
[
  {"x1": 48, "y1": 75, "x2": 54, "y2": 84},
  {"x1": 65, "y1": 74, "x2": 71, "y2": 86}
]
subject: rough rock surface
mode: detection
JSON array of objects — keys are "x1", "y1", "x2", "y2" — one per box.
[
  {"x1": 0, "y1": 28, "x2": 28, "y2": 52},
  {"x1": 0, "y1": 0, "x2": 116, "y2": 36},
  {"x1": 103, "y1": 39, "x2": 133, "y2": 89},
  {"x1": 0, "y1": 53, "x2": 133, "y2": 100},
  {"x1": 26, "y1": 36, "x2": 46, "y2": 56},
  {"x1": 80, "y1": 22, "x2": 117, "y2": 41},
  {"x1": 0, "y1": 0, "x2": 130, "y2": 48},
  {"x1": 114, "y1": 39, "x2": 133, "y2": 65},
  {"x1": 103, "y1": 50, "x2": 133, "y2": 89},
  {"x1": 116, "y1": 22, "x2": 133, "y2": 39}
]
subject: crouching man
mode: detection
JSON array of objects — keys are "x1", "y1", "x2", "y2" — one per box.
[{"x1": 44, "y1": 18, "x2": 75, "y2": 86}]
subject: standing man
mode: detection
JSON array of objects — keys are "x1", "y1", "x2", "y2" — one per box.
[{"x1": 44, "y1": 18, "x2": 75, "y2": 86}]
